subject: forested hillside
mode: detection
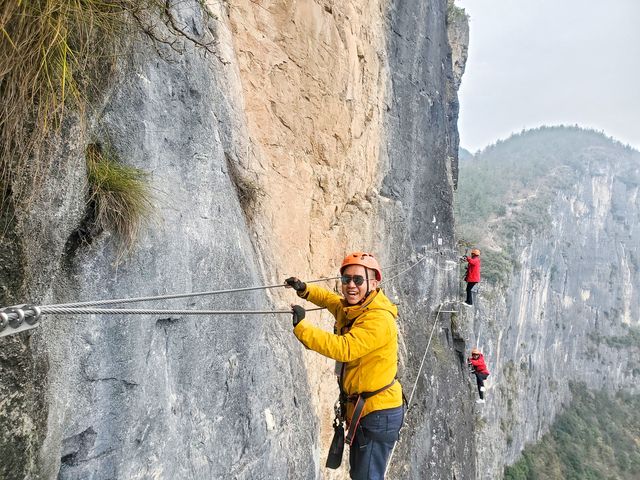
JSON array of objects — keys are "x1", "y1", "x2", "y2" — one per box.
[
  {"x1": 504, "y1": 384, "x2": 640, "y2": 480},
  {"x1": 456, "y1": 126, "x2": 639, "y2": 284}
]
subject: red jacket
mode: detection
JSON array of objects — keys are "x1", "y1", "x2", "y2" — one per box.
[
  {"x1": 469, "y1": 354, "x2": 489, "y2": 375},
  {"x1": 464, "y1": 256, "x2": 481, "y2": 283}
]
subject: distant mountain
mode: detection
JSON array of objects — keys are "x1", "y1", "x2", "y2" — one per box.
[
  {"x1": 458, "y1": 126, "x2": 636, "y2": 227},
  {"x1": 459, "y1": 147, "x2": 474, "y2": 162},
  {"x1": 455, "y1": 125, "x2": 639, "y2": 284}
]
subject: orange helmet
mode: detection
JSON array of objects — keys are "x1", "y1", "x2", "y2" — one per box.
[
  {"x1": 340, "y1": 252, "x2": 382, "y2": 281},
  {"x1": 471, "y1": 348, "x2": 481, "y2": 355},
  {"x1": 471, "y1": 249, "x2": 481, "y2": 256}
]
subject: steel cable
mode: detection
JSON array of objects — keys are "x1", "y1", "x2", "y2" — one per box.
[
  {"x1": 379, "y1": 255, "x2": 427, "y2": 285},
  {"x1": 42, "y1": 255, "x2": 429, "y2": 310},
  {"x1": 384, "y1": 304, "x2": 445, "y2": 476},
  {"x1": 38, "y1": 306, "x2": 325, "y2": 316},
  {"x1": 46, "y1": 277, "x2": 342, "y2": 309},
  {"x1": 0, "y1": 250, "x2": 450, "y2": 330}
]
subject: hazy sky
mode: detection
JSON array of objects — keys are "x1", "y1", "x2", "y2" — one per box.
[{"x1": 456, "y1": 0, "x2": 640, "y2": 153}]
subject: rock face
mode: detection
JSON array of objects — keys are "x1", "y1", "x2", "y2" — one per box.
[
  {"x1": 381, "y1": 2, "x2": 473, "y2": 477},
  {"x1": 459, "y1": 131, "x2": 640, "y2": 479},
  {"x1": 0, "y1": 1, "x2": 471, "y2": 479}
]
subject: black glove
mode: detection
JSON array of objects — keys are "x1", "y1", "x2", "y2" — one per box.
[
  {"x1": 285, "y1": 277, "x2": 306, "y2": 292},
  {"x1": 292, "y1": 305, "x2": 306, "y2": 327}
]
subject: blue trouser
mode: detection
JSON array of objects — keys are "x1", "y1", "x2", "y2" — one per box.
[{"x1": 349, "y1": 406, "x2": 404, "y2": 480}]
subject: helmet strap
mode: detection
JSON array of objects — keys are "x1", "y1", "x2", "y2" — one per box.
[{"x1": 364, "y1": 268, "x2": 370, "y2": 298}]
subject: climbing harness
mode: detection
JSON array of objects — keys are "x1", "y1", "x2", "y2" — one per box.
[
  {"x1": 345, "y1": 379, "x2": 397, "y2": 445},
  {"x1": 326, "y1": 354, "x2": 398, "y2": 469},
  {"x1": 326, "y1": 408, "x2": 345, "y2": 469}
]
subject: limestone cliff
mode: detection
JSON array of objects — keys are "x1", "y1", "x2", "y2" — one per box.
[
  {"x1": 456, "y1": 127, "x2": 640, "y2": 479},
  {"x1": 0, "y1": 1, "x2": 471, "y2": 479}
]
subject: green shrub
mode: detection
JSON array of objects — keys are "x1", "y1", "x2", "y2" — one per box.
[
  {"x1": 86, "y1": 143, "x2": 154, "y2": 257},
  {"x1": 447, "y1": 3, "x2": 468, "y2": 24},
  {"x1": 588, "y1": 327, "x2": 640, "y2": 349},
  {"x1": 480, "y1": 249, "x2": 516, "y2": 285}
]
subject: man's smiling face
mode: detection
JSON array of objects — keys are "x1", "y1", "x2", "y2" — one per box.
[{"x1": 341, "y1": 265, "x2": 378, "y2": 305}]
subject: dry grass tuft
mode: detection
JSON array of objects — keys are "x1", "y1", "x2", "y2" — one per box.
[
  {"x1": 0, "y1": 1, "x2": 130, "y2": 208},
  {"x1": 0, "y1": 0, "x2": 216, "y2": 215},
  {"x1": 86, "y1": 143, "x2": 154, "y2": 257}
]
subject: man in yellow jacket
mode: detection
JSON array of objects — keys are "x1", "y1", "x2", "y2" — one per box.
[{"x1": 286, "y1": 252, "x2": 404, "y2": 480}]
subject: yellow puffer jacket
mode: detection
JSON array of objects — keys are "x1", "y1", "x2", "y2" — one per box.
[{"x1": 293, "y1": 283, "x2": 403, "y2": 421}]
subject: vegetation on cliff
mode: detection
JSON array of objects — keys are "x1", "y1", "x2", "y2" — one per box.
[
  {"x1": 86, "y1": 143, "x2": 155, "y2": 256},
  {"x1": 447, "y1": 1, "x2": 468, "y2": 25},
  {"x1": 0, "y1": 0, "x2": 129, "y2": 206},
  {"x1": 0, "y1": 0, "x2": 215, "y2": 257},
  {"x1": 504, "y1": 384, "x2": 640, "y2": 480}
]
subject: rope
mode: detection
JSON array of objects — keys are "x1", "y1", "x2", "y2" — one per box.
[
  {"x1": 385, "y1": 304, "x2": 444, "y2": 477},
  {"x1": 0, "y1": 305, "x2": 327, "y2": 332},
  {"x1": 380, "y1": 252, "x2": 459, "y2": 285},
  {"x1": 43, "y1": 254, "x2": 427, "y2": 310},
  {"x1": 380, "y1": 256, "x2": 425, "y2": 270},
  {"x1": 406, "y1": 305, "x2": 442, "y2": 407}
]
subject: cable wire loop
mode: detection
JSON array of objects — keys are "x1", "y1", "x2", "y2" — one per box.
[{"x1": 6, "y1": 307, "x2": 25, "y2": 329}]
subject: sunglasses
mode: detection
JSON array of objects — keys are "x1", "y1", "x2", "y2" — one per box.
[{"x1": 340, "y1": 275, "x2": 366, "y2": 286}]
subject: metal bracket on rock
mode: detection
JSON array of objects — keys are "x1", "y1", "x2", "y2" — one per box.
[{"x1": 0, "y1": 305, "x2": 41, "y2": 338}]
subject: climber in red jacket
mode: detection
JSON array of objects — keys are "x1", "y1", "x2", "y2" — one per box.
[
  {"x1": 461, "y1": 248, "x2": 481, "y2": 306},
  {"x1": 468, "y1": 348, "x2": 490, "y2": 404}
]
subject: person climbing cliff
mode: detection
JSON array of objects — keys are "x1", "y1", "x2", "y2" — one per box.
[
  {"x1": 285, "y1": 252, "x2": 403, "y2": 480},
  {"x1": 461, "y1": 248, "x2": 481, "y2": 306},
  {"x1": 468, "y1": 347, "x2": 490, "y2": 404}
]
